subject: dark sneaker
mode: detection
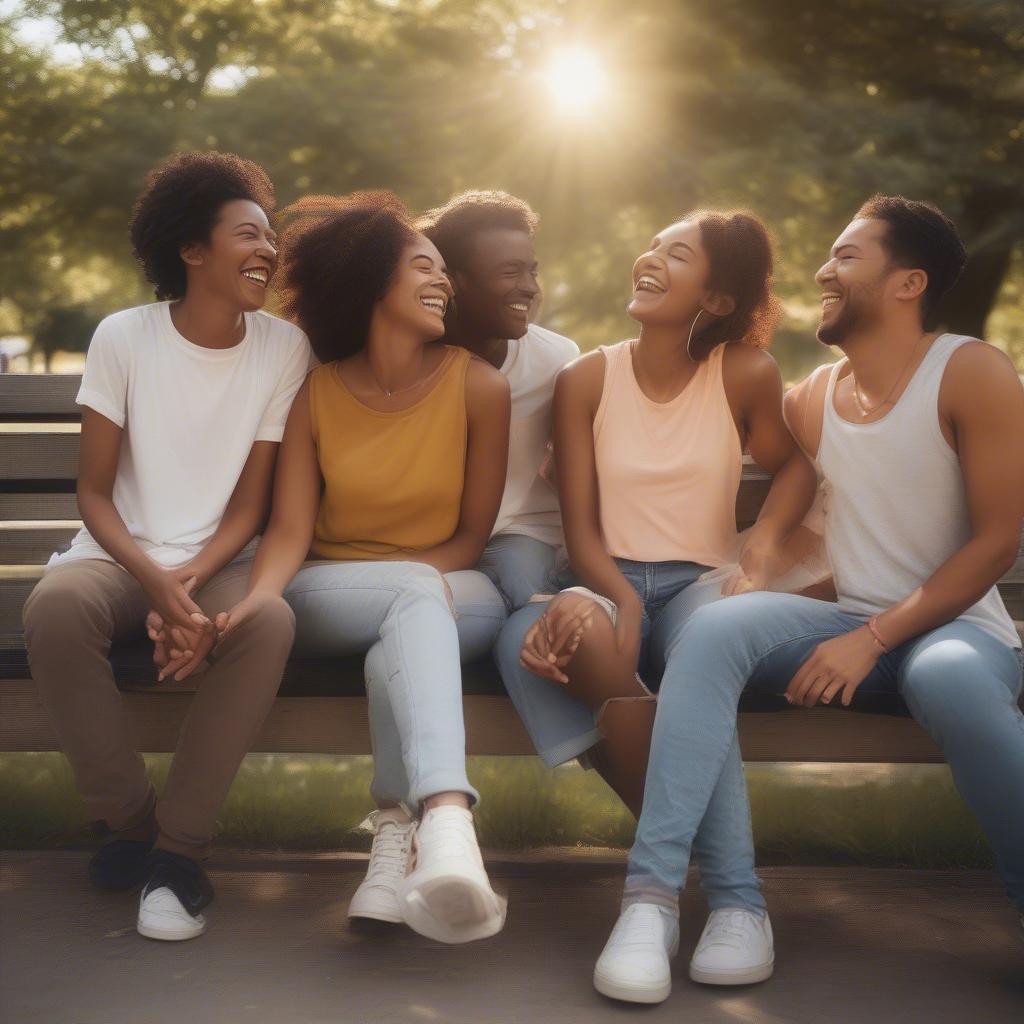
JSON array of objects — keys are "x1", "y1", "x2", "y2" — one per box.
[
  {"x1": 136, "y1": 850, "x2": 214, "y2": 942},
  {"x1": 88, "y1": 840, "x2": 155, "y2": 892}
]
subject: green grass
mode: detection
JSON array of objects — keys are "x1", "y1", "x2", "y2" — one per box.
[{"x1": 0, "y1": 753, "x2": 993, "y2": 868}]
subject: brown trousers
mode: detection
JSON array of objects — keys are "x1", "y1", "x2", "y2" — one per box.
[{"x1": 22, "y1": 558, "x2": 295, "y2": 859}]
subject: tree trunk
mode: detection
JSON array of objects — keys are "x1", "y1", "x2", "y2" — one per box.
[{"x1": 936, "y1": 241, "x2": 1014, "y2": 339}]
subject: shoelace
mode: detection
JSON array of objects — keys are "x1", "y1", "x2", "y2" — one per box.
[
  {"x1": 702, "y1": 910, "x2": 759, "y2": 948},
  {"x1": 357, "y1": 812, "x2": 414, "y2": 883},
  {"x1": 416, "y1": 811, "x2": 482, "y2": 866},
  {"x1": 611, "y1": 907, "x2": 671, "y2": 952}
]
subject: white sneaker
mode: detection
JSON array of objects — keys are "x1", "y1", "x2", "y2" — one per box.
[
  {"x1": 689, "y1": 908, "x2": 774, "y2": 985},
  {"x1": 348, "y1": 808, "x2": 416, "y2": 924},
  {"x1": 593, "y1": 903, "x2": 680, "y2": 1004},
  {"x1": 397, "y1": 805, "x2": 506, "y2": 944},
  {"x1": 137, "y1": 886, "x2": 207, "y2": 941}
]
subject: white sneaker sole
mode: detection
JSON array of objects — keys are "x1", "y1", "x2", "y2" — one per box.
[
  {"x1": 593, "y1": 935, "x2": 679, "y2": 1004},
  {"x1": 399, "y1": 871, "x2": 507, "y2": 944},
  {"x1": 689, "y1": 956, "x2": 774, "y2": 986},
  {"x1": 347, "y1": 900, "x2": 404, "y2": 924},
  {"x1": 137, "y1": 913, "x2": 207, "y2": 941}
]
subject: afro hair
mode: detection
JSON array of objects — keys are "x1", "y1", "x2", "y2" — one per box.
[{"x1": 129, "y1": 150, "x2": 276, "y2": 301}]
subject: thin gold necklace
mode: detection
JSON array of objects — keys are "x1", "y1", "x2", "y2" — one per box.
[
  {"x1": 368, "y1": 353, "x2": 426, "y2": 398},
  {"x1": 851, "y1": 332, "x2": 927, "y2": 417}
]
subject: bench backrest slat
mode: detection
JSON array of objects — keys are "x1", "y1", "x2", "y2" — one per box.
[{"x1": 0, "y1": 374, "x2": 81, "y2": 420}]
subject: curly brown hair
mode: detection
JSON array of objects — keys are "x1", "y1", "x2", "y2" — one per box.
[
  {"x1": 687, "y1": 210, "x2": 783, "y2": 359},
  {"x1": 129, "y1": 151, "x2": 275, "y2": 301},
  {"x1": 277, "y1": 192, "x2": 417, "y2": 364},
  {"x1": 418, "y1": 190, "x2": 538, "y2": 273}
]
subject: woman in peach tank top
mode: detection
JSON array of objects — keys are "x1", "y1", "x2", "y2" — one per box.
[{"x1": 495, "y1": 211, "x2": 819, "y2": 832}]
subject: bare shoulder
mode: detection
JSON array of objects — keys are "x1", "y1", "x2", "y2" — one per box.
[
  {"x1": 942, "y1": 340, "x2": 1024, "y2": 413},
  {"x1": 554, "y1": 346, "x2": 607, "y2": 399},
  {"x1": 722, "y1": 342, "x2": 781, "y2": 388},
  {"x1": 465, "y1": 352, "x2": 511, "y2": 396}
]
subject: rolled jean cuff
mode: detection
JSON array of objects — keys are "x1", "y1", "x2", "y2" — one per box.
[
  {"x1": 537, "y1": 725, "x2": 603, "y2": 770},
  {"x1": 622, "y1": 878, "x2": 680, "y2": 916},
  {"x1": 410, "y1": 770, "x2": 480, "y2": 810}
]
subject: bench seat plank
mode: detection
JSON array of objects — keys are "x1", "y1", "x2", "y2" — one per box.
[{"x1": 0, "y1": 678, "x2": 949, "y2": 762}]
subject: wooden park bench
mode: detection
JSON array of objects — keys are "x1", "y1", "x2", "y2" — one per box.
[{"x1": 2, "y1": 372, "x2": 1022, "y2": 764}]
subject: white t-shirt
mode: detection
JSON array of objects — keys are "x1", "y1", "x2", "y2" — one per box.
[
  {"x1": 492, "y1": 323, "x2": 580, "y2": 546},
  {"x1": 51, "y1": 301, "x2": 312, "y2": 569}
]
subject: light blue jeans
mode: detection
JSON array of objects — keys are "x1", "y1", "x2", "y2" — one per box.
[
  {"x1": 284, "y1": 561, "x2": 508, "y2": 808},
  {"x1": 477, "y1": 532, "x2": 559, "y2": 613},
  {"x1": 627, "y1": 592, "x2": 1024, "y2": 914},
  {"x1": 495, "y1": 559, "x2": 767, "y2": 913}
]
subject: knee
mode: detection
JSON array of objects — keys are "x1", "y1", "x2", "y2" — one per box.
[
  {"x1": 391, "y1": 562, "x2": 447, "y2": 602},
  {"x1": 901, "y1": 644, "x2": 1005, "y2": 717},
  {"x1": 231, "y1": 593, "x2": 296, "y2": 649},
  {"x1": 23, "y1": 576, "x2": 102, "y2": 647},
  {"x1": 495, "y1": 604, "x2": 545, "y2": 665}
]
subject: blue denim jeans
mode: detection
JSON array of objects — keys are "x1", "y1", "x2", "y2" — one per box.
[
  {"x1": 495, "y1": 559, "x2": 767, "y2": 913},
  {"x1": 284, "y1": 561, "x2": 507, "y2": 808},
  {"x1": 627, "y1": 592, "x2": 1024, "y2": 914},
  {"x1": 478, "y1": 532, "x2": 559, "y2": 613}
]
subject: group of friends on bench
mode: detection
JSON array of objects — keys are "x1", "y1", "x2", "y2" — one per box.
[{"x1": 21, "y1": 150, "x2": 1024, "y2": 1005}]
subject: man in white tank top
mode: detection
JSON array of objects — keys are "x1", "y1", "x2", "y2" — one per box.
[
  {"x1": 419, "y1": 191, "x2": 579, "y2": 610},
  {"x1": 595, "y1": 197, "x2": 1024, "y2": 1003}
]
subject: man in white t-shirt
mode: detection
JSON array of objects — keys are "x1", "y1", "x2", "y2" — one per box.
[
  {"x1": 22, "y1": 152, "x2": 311, "y2": 942},
  {"x1": 419, "y1": 191, "x2": 579, "y2": 609}
]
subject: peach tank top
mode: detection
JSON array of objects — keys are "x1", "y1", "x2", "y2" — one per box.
[
  {"x1": 593, "y1": 340, "x2": 742, "y2": 567},
  {"x1": 308, "y1": 346, "x2": 470, "y2": 560}
]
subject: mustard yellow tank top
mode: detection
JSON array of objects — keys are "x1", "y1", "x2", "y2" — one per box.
[{"x1": 308, "y1": 346, "x2": 470, "y2": 560}]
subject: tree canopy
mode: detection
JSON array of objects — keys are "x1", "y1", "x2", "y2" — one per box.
[{"x1": 2, "y1": 0, "x2": 1022, "y2": 376}]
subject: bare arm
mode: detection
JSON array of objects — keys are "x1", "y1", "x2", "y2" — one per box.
[
  {"x1": 875, "y1": 342, "x2": 1024, "y2": 646},
  {"x1": 402, "y1": 357, "x2": 511, "y2": 574},
  {"x1": 724, "y1": 347, "x2": 817, "y2": 590},
  {"x1": 554, "y1": 354, "x2": 636, "y2": 608},
  {"x1": 173, "y1": 441, "x2": 279, "y2": 589},
  {"x1": 243, "y1": 377, "x2": 322, "y2": 598},
  {"x1": 730, "y1": 347, "x2": 817, "y2": 548}
]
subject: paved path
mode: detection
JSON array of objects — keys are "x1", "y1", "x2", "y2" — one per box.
[{"x1": 2, "y1": 851, "x2": 1022, "y2": 1023}]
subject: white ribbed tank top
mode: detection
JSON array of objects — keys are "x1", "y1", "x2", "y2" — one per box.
[{"x1": 819, "y1": 333, "x2": 1020, "y2": 649}]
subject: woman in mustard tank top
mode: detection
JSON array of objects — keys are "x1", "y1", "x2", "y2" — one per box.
[
  {"x1": 494, "y1": 211, "x2": 824, "y2": 990},
  {"x1": 217, "y1": 192, "x2": 512, "y2": 945}
]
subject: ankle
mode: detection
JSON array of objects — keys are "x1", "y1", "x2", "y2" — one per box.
[
  {"x1": 116, "y1": 810, "x2": 159, "y2": 845},
  {"x1": 153, "y1": 835, "x2": 205, "y2": 863},
  {"x1": 422, "y1": 791, "x2": 472, "y2": 813}
]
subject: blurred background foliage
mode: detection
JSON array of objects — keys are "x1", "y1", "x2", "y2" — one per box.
[{"x1": 2, "y1": 0, "x2": 1022, "y2": 377}]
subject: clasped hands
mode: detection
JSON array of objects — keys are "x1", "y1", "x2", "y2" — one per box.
[
  {"x1": 145, "y1": 567, "x2": 276, "y2": 683},
  {"x1": 144, "y1": 565, "x2": 215, "y2": 683}
]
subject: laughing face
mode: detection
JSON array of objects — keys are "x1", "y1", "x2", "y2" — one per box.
[
  {"x1": 815, "y1": 218, "x2": 896, "y2": 347},
  {"x1": 449, "y1": 227, "x2": 540, "y2": 340},
  {"x1": 182, "y1": 198, "x2": 278, "y2": 311},
  {"x1": 375, "y1": 234, "x2": 453, "y2": 341},
  {"x1": 627, "y1": 219, "x2": 710, "y2": 328}
]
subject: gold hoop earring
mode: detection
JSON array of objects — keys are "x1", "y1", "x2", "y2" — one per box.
[{"x1": 686, "y1": 309, "x2": 705, "y2": 360}]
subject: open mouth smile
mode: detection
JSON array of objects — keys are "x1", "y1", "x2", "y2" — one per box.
[
  {"x1": 241, "y1": 267, "x2": 270, "y2": 287},
  {"x1": 634, "y1": 275, "x2": 667, "y2": 294}
]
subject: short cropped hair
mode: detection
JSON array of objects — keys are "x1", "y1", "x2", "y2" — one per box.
[
  {"x1": 418, "y1": 190, "x2": 538, "y2": 273},
  {"x1": 856, "y1": 194, "x2": 967, "y2": 325},
  {"x1": 277, "y1": 192, "x2": 417, "y2": 363},
  {"x1": 129, "y1": 151, "x2": 276, "y2": 300}
]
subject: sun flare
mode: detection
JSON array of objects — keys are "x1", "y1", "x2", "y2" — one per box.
[{"x1": 543, "y1": 47, "x2": 608, "y2": 114}]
